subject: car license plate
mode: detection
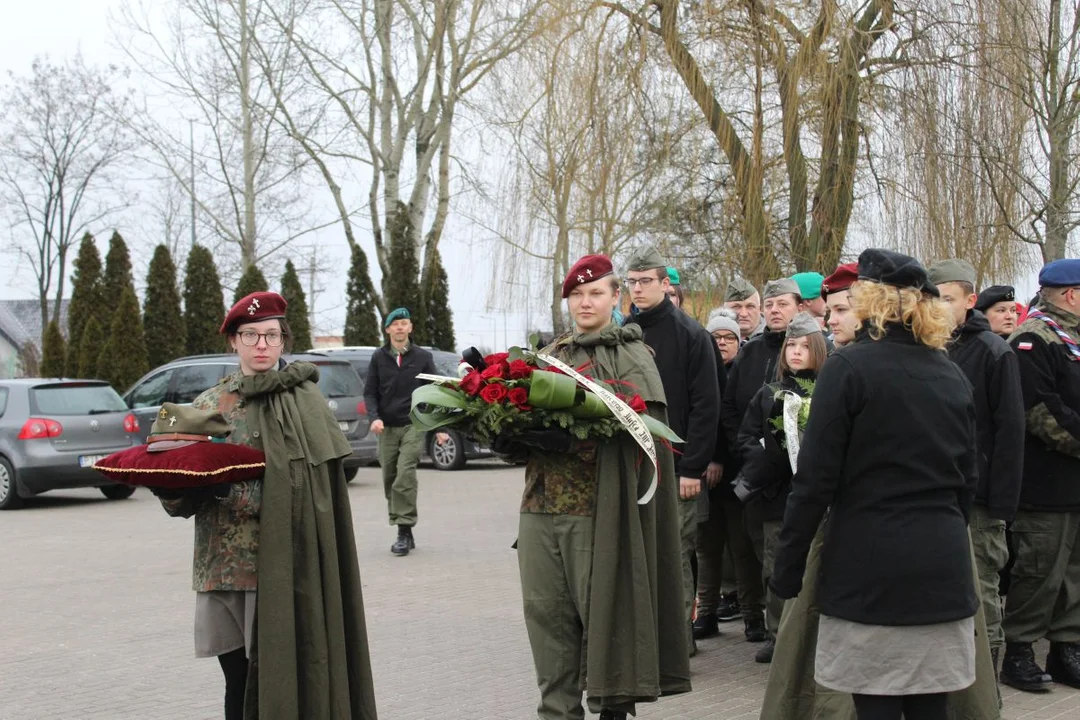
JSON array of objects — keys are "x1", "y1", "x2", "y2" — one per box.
[
  {"x1": 79, "y1": 454, "x2": 107, "y2": 468},
  {"x1": 338, "y1": 422, "x2": 349, "y2": 432}
]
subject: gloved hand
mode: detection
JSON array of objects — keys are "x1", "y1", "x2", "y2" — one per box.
[
  {"x1": 515, "y1": 429, "x2": 574, "y2": 454},
  {"x1": 491, "y1": 434, "x2": 525, "y2": 456},
  {"x1": 151, "y1": 485, "x2": 229, "y2": 501}
]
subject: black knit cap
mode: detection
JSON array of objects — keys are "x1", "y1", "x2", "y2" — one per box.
[{"x1": 857, "y1": 248, "x2": 940, "y2": 298}]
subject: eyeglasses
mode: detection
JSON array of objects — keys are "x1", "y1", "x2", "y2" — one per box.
[
  {"x1": 713, "y1": 334, "x2": 740, "y2": 344},
  {"x1": 237, "y1": 331, "x2": 286, "y2": 347},
  {"x1": 625, "y1": 278, "x2": 657, "y2": 288}
]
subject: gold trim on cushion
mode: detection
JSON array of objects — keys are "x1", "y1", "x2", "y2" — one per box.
[{"x1": 92, "y1": 462, "x2": 265, "y2": 476}]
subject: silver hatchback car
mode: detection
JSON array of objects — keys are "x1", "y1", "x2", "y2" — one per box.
[{"x1": 0, "y1": 379, "x2": 143, "y2": 509}]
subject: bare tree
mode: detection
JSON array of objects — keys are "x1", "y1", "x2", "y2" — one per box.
[
  {"x1": 113, "y1": 0, "x2": 326, "y2": 281},
  {"x1": 481, "y1": 12, "x2": 703, "y2": 330},
  {"x1": 969, "y1": 0, "x2": 1080, "y2": 262},
  {"x1": 254, "y1": 0, "x2": 549, "y2": 316},
  {"x1": 0, "y1": 55, "x2": 133, "y2": 334}
]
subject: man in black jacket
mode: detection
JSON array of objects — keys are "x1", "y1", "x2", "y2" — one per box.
[
  {"x1": 930, "y1": 259, "x2": 1025, "y2": 678},
  {"x1": 1001, "y1": 259, "x2": 1080, "y2": 691},
  {"x1": 364, "y1": 307, "x2": 445, "y2": 556},
  {"x1": 721, "y1": 276, "x2": 802, "y2": 659},
  {"x1": 623, "y1": 245, "x2": 718, "y2": 656}
]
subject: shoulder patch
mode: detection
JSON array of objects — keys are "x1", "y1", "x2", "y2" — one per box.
[{"x1": 1017, "y1": 341, "x2": 1033, "y2": 351}]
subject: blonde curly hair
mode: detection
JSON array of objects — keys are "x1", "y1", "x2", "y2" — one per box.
[{"x1": 850, "y1": 280, "x2": 952, "y2": 351}]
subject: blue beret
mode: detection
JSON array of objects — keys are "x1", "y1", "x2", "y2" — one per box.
[
  {"x1": 1038, "y1": 259, "x2": 1080, "y2": 288},
  {"x1": 383, "y1": 307, "x2": 411, "y2": 328}
]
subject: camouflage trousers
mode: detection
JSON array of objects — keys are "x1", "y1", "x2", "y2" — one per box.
[
  {"x1": 1003, "y1": 510, "x2": 1080, "y2": 644},
  {"x1": 378, "y1": 424, "x2": 422, "y2": 526},
  {"x1": 970, "y1": 506, "x2": 1008, "y2": 650},
  {"x1": 517, "y1": 513, "x2": 637, "y2": 720},
  {"x1": 746, "y1": 501, "x2": 784, "y2": 634}
]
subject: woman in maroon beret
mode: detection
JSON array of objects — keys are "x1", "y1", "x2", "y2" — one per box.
[{"x1": 157, "y1": 291, "x2": 377, "y2": 720}]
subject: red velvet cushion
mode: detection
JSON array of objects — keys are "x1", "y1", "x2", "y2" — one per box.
[{"x1": 93, "y1": 442, "x2": 266, "y2": 489}]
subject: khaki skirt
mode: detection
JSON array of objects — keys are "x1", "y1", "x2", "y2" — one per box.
[{"x1": 194, "y1": 590, "x2": 256, "y2": 658}]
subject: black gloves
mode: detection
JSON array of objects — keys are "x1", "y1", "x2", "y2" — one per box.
[
  {"x1": 151, "y1": 485, "x2": 230, "y2": 501},
  {"x1": 492, "y1": 429, "x2": 575, "y2": 455}
]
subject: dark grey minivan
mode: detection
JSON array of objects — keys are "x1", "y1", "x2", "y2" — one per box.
[
  {"x1": 0, "y1": 379, "x2": 142, "y2": 509},
  {"x1": 123, "y1": 354, "x2": 376, "y2": 479},
  {"x1": 309, "y1": 346, "x2": 492, "y2": 471}
]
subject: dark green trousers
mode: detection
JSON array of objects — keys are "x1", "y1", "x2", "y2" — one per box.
[
  {"x1": 696, "y1": 489, "x2": 762, "y2": 616},
  {"x1": 518, "y1": 513, "x2": 635, "y2": 719},
  {"x1": 378, "y1": 425, "x2": 422, "y2": 526},
  {"x1": 1003, "y1": 510, "x2": 1080, "y2": 644},
  {"x1": 970, "y1": 506, "x2": 1008, "y2": 650}
]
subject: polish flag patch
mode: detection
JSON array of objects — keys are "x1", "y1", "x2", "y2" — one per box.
[{"x1": 1017, "y1": 341, "x2": 1034, "y2": 351}]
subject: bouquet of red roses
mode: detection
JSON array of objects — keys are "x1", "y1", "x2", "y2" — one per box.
[{"x1": 410, "y1": 347, "x2": 681, "y2": 447}]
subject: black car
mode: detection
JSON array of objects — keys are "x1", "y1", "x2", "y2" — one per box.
[
  {"x1": 308, "y1": 346, "x2": 492, "y2": 471},
  {"x1": 123, "y1": 354, "x2": 376, "y2": 479}
]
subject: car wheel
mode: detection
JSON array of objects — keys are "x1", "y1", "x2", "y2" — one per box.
[
  {"x1": 430, "y1": 432, "x2": 467, "y2": 471},
  {"x1": 344, "y1": 466, "x2": 360, "y2": 483},
  {"x1": 0, "y1": 457, "x2": 23, "y2": 510},
  {"x1": 100, "y1": 485, "x2": 137, "y2": 500}
]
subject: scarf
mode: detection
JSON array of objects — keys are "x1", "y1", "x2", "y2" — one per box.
[{"x1": 1026, "y1": 308, "x2": 1080, "y2": 360}]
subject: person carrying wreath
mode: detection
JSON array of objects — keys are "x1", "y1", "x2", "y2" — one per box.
[
  {"x1": 497, "y1": 254, "x2": 689, "y2": 720},
  {"x1": 156, "y1": 291, "x2": 377, "y2": 720}
]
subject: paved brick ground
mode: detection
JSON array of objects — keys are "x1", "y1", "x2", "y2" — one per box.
[{"x1": 2, "y1": 461, "x2": 1078, "y2": 719}]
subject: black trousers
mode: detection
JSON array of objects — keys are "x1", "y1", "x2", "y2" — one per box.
[
  {"x1": 218, "y1": 648, "x2": 248, "y2": 720},
  {"x1": 851, "y1": 693, "x2": 948, "y2": 720}
]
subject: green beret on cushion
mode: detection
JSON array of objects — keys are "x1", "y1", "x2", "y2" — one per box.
[{"x1": 93, "y1": 443, "x2": 266, "y2": 489}]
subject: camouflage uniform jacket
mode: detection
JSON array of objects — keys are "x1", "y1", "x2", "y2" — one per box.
[
  {"x1": 521, "y1": 333, "x2": 600, "y2": 516},
  {"x1": 1009, "y1": 301, "x2": 1080, "y2": 510},
  {"x1": 159, "y1": 371, "x2": 262, "y2": 592}
]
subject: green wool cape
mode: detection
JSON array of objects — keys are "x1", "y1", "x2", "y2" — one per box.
[
  {"x1": 237, "y1": 362, "x2": 378, "y2": 720},
  {"x1": 761, "y1": 522, "x2": 1000, "y2": 720},
  {"x1": 553, "y1": 323, "x2": 692, "y2": 707}
]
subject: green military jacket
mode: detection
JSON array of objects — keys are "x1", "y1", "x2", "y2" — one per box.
[{"x1": 160, "y1": 371, "x2": 262, "y2": 592}]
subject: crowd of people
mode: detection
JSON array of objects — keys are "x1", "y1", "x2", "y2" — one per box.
[{"x1": 149, "y1": 246, "x2": 1080, "y2": 720}]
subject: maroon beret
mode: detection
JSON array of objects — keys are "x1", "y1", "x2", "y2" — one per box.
[
  {"x1": 220, "y1": 291, "x2": 288, "y2": 334},
  {"x1": 562, "y1": 255, "x2": 615, "y2": 298},
  {"x1": 821, "y1": 263, "x2": 859, "y2": 299}
]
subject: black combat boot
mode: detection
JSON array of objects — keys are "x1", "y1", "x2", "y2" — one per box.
[
  {"x1": 1000, "y1": 641, "x2": 1053, "y2": 692},
  {"x1": 1047, "y1": 641, "x2": 1080, "y2": 689},
  {"x1": 755, "y1": 637, "x2": 775, "y2": 664},
  {"x1": 744, "y1": 614, "x2": 767, "y2": 643},
  {"x1": 391, "y1": 525, "x2": 414, "y2": 556},
  {"x1": 598, "y1": 711, "x2": 627, "y2": 720},
  {"x1": 693, "y1": 611, "x2": 720, "y2": 640},
  {"x1": 716, "y1": 592, "x2": 741, "y2": 622}
]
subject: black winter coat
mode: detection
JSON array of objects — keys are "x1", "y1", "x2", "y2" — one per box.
[
  {"x1": 1009, "y1": 303, "x2": 1080, "y2": 511},
  {"x1": 364, "y1": 344, "x2": 437, "y2": 427},
  {"x1": 720, "y1": 328, "x2": 785, "y2": 477},
  {"x1": 947, "y1": 310, "x2": 1025, "y2": 520},
  {"x1": 737, "y1": 370, "x2": 816, "y2": 521},
  {"x1": 771, "y1": 324, "x2": 979, "y2": 627},
  {"x1": 627, "y1": 297, "x2": 719, "y2": 478}
]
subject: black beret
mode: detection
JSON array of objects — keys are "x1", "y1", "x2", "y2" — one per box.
[
  {"x1": 857, "y1": 248, "x2": 939, "y2": 298},
  {"x1": 974, "y1": 285, "x2": 1016, "y2": 312}
]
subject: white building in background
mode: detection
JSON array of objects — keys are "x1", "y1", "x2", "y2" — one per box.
[{"x1": 0, "y1": 300, "x2": 70, "y2": 378}]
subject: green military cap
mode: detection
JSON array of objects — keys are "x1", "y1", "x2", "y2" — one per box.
[
  {"x1": 725, "y1": 276, "x2": 758, "y2": 302},
  {"x1": 791, "y1": 272, "x2": 825, "y2": 302},
  {"x1": 763, "y1": 278, "x2": 802, "y2": 300},
  {"x1": 625, "y1": 245, "x2": 667, "y2": 273},
  {"x1": 667, "y1": 267, "x2": 681, "y2": 285},
  {"x1": 384, "y1": 307, "x2": 411, "y2": 329},
  {"x1": 927, "y1": 259, "x2": 976, "y2": 287},
  {"x1": 147, "y1": 402, "x2": 231, "y2": 453}
]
